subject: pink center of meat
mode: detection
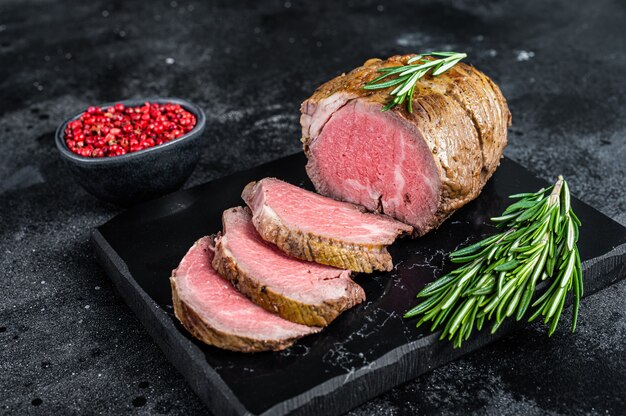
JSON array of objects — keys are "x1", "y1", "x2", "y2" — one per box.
[
  {"x1": 308, "y1": 100, "x2": 440, "y2": 231},
  {"x1": 175, "y1": 238, "x2": 314, "y2": 339},
  {"x1": 253, "y1": 179, "x2": 411, "y2": 245},
  {"x1": 222, "y1": 209, "x2": 355, "y2": 304}
]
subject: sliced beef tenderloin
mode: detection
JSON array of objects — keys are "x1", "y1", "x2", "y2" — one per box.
[
  {"x1": 242, "y1": 178, "x2": 412, "y2": 273},
  {"x1": 212, "y1": 207, "x2": 365, "y2": 327},
  {"x1": 170, "y1": 236, "x2": 319, "y2": 352},
  {"x1": 301, "y1": 54, "x2": 511, "y2": 235}
]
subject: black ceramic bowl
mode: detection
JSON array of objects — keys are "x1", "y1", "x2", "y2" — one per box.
[{"x1": 55, "y1": 98, "x2": 206, "y2": 206}]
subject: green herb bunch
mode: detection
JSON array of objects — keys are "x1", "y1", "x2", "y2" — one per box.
[
  {"x1": 405, "y1": 176, "x2": 583, "y2": 348},
  {"x1": 363, "y1": 52, "x2": 467, "y2": 113}
]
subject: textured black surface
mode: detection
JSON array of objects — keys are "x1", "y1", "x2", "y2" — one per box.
[
  {"x1": 1, "y1": 0, "x2": 625, "y2": 414},
  {"x1": 93, "y1": 153, "x2": 626, "y2": 415}
]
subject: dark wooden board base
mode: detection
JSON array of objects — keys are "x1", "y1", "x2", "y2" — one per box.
[{"x1": 92, "y1": 153, "x2": 626, "y2": 416}]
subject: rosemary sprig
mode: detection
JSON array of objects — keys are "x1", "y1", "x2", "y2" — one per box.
[
  {"x1": 404, "y1": 176, "x2": 583, "y2": 348},
  {"x1": 363, "y1": 51, "x2": 467, "y2": 113}
]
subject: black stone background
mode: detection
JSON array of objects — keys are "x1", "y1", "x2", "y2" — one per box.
[{"x1": 0, "y1": 0, "x2": 624, "y2": 414}]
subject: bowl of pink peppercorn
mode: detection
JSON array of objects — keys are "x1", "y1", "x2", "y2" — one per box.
[{"x1": 55, "y1": 98, "x2": 206, "y2": 206}]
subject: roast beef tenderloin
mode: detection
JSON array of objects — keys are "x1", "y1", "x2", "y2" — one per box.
[
  {"x1": 212, "y1": 207, "x2": 366, "y2": 327},
  {"x1": 242, "y1": 177, "x2": 412, "y2": 272},
  {"x1": 170, "y1": 236, "x2": 319, "y2": 352},
  {"x1": 301, "y1": 54, "x2": 511, "y2": 235}
]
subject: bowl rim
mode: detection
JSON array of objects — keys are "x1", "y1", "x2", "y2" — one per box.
[{"x1": 55, "y1": 97, "x2": 206, "y2": 166}]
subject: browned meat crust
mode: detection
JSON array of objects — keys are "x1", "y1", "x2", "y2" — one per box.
[
  {"x1": 212, "y1": 230, "x2": 366, "y2": 327},
  {"x1": 170, "y1": 252, "x2": 310, "y2": 353},
  {"x1": 242, "y1": 181, "x2": 404, "y2": 273},
  {"x1": 301, "y1": 55, "x2": 511, "y2": 235}
]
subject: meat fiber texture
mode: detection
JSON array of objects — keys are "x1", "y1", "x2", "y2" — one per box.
[
  {"x1": 301, "y1": 54, "x2": 511, "y2": 235},
  {"x1": 170, "y1": 236, "x2": 319, "y2": 352},
  {"x1": 213, "y1": 207, "x2": 366, "y2": 327},
  {"x1": 242, "y1": 178, "x2": 412, "y2": 273}
]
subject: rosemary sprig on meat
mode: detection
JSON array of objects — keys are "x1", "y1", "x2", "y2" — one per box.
[
  {"x1": 363, "y1": 52, "x2": 467, "y2": 113},
  {"x1": 404, "y1": 176, "x2": 583, "y2": 348}
]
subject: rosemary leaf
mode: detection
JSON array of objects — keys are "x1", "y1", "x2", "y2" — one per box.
[
  {"x1": 405, "y1": 176, "x2": 583, "y2": 348},
  {"x1": 363, "y1": 52, "x2": 467, "y2": 113}
]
